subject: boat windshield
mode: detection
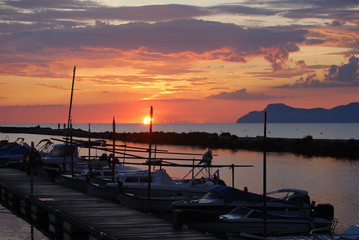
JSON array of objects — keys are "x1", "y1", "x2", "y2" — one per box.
[
  {"x1": 229, "y1": 207, "x2": 253, "y2": 216},
  {"x1": 48, "y1": 145, "x2": 76, "y2": 157},
  {"x1": 227, "y1": 207, "x2": 263, "y2": 218}
]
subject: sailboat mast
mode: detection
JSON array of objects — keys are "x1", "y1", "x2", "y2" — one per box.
[
  {"x1": 67, "y1": 65, "x2": 76, "y2": 130},
  {"x1": 66, "y1": 65, "x2": 76, "y2": 176}
]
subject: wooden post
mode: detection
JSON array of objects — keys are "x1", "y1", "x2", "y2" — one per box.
[
  {"x1": 263, "y1": 111, "x2": 267, "y2": 237},
  {"x1": 70, "y1": 119, "x2": 74, "y2": 177},
  {"x1": 231, "y1": 164, "x2": 234, "y2": 188},
  {"x1": 148, "y1": 106, "x2": 153, "y2": 200},
  {"x1": 123, "y1": 144, "x2": 126, "y2": 165},
  {"x1": 88, "y1": 123, "x2": 92, "y2": 176},
  {"x1": 112, "y1": 117, "x2": 116, "y2": 181},
  {"x1": 30, "y1": 142, "x2": 34, "y2": 196}
]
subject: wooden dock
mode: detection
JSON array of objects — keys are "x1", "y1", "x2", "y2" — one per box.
[{"x1": 0, "y1": 168, "x2": 217, "y2": 240}]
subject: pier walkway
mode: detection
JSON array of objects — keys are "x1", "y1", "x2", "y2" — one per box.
[{"x1": 0, "y1": 168, "x2": 216, "y2": 240}]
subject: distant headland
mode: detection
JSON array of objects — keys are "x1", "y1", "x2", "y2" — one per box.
[{"x1": 236, "y1": 102, "x2": 359, "y2": 123}]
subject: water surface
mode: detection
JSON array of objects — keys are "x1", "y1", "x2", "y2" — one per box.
[{"x1": 0, "y1": 132, "x2": 358, "y2": 237}]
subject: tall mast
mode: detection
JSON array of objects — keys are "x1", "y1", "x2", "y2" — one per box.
[
  {"x1": 65, "y1": 65, "x2": 76, "y2": 175},
  {"x1": 67, "y1": 65, "x2": 76, "y2": 130}
]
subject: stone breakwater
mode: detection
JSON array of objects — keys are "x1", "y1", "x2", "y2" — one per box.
[{"x1": 1, "y1": 126, "x2": 358, "y2": 160}]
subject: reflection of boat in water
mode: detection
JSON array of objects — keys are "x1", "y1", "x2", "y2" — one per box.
[
  {"x1": 0, "y1": 138, "x2": 30, "y2": 166},
  {"x1": 183, "y1": 206, "x2": 334, "y2": 237}
]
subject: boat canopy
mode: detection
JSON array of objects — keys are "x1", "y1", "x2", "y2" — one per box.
[
  {"x1": 47, "y1": 143, "x2": 78, "y2": 158},
  {"x1": 208, "y1": 185, "x2": 269, "y2": 203},
  {"x1": 267, "y1": 189, "x2": 310, "y2": 203}
]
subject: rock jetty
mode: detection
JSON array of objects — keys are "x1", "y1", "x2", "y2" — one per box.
[{"x1": 1, "y1": 126, "x2": 358, "y2": 160}]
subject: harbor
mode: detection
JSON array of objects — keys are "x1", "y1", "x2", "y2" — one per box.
[
  {"x1": 1, "y1": 0, "x2": 359, "y2": 238},
  {"x1": 0, "y1": 167, "x2": 217, "y2": 240},
  {"x1": 1, "y1": 130, "x2": 358, "y2": 239}
]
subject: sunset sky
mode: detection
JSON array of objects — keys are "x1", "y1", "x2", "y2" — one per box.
[{"x1": 0, "y1": 0, "x2": 358, "y2": 123}]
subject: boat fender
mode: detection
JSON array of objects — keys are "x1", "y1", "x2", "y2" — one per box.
[{"x1": 23, "y1": 149, "x2": 42, "y2": 174}]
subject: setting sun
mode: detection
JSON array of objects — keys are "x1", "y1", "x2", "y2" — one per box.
[{"x1": 143, "y1": 116, "x2": 152, "y2": 125}]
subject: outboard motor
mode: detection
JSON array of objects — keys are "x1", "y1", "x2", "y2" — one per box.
[{"x1": 313, "y1": 203, "x2": 334, "y2": 221}]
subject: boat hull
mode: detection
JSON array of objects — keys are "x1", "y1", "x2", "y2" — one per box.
[{"x1": 186, "y1": 218, "x2": 332, "y2": 236}]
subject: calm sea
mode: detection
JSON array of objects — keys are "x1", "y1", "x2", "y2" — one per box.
[
  {"x1": 1, "y1": 123, "x2": 359, "y2": 139},
  {"x1": 0, "y1": 123, "x2": 358, "y2": 239}
]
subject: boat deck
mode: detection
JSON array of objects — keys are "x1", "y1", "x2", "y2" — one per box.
[{"x1": 0, "y1": 168, "x2": 217, "y2": 239}]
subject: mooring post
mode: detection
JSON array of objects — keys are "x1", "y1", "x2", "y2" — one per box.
[
  {"x1": 30, "y1": 141, "x2": 34, "y2": 196},
  {"x1": 112, "y1": 117, "x2": 116, "y2": 181},
  {"x1": 263, "y1": 111, "x2": 267, "y2": 238},
  {"x1": 88, "y1": 123, "x2": 92, "y2": 175},
  {"x1": 231, "y1": 164, "x2": 234, "y2": 188},
  {"x1": 148, "y1": 106, "x2": 153, "y2": 200}
]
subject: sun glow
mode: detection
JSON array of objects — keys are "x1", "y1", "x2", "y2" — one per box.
[{"x1": 143, "y1": 116, "x2": 152, "y2": 125}]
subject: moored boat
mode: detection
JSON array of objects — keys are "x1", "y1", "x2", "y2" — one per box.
[
  {"x1": 182, "y1": 206, "x2": 334, "y2": 237},
  {"x1": 172, "y1": 186, "x2": 334, "y2": 226},
  {"x1": 0, "y1": 138, "x2": 30, "y2": 167}
]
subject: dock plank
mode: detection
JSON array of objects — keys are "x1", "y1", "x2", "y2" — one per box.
[{"x1": 0, "y1": 168, "x2": 217, "y2": 240}]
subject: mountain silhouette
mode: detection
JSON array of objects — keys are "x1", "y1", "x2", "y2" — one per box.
[{"x1": 236, "y1": 102, "x2": 359, "y2": 123}]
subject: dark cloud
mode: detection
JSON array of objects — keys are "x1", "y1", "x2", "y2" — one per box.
[
  {"x1": 0, "y1": 3, "x2": 211, "y2": 29},
  {"x1": 276, "y1": 73, "x2": 325, "y2": 88},
  {"x1": 3, "y1": 0, "x2": 95, "y2": 9},
  {"x1": 2, "y1": 0, "x2": 358, "y2": 31},
  {"x1": 305, "y1": 39, "x2": 326, "y2": 45},
  {"x1": 210, "y1": 4, "x2": 276, "y2": 16},
  {"x1": 325, "y1": 56, "x2": 359, "y2": 84},
  {"x1": 0, "y1": 19, "x2": 308, "y2": 67},
  {"x1": 275, "y1": 56, "x2": 359, "y2": 88},
  {"x1": 327, "y1": 20, "x2": 345, "y2": 27},
  {"x1": 206, "y1": 88, "x2": 285, "y2": 100},
  {"x1": 263, "y1": 0, "x2": 359, "y2": 22}
]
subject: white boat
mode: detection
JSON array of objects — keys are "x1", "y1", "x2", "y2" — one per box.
[
  {"x1": 86, "y1": 166, "x2": 223, "y2": 201},
  {"x1": 114, "y1": 168, "x2": 220, "y2": 198},
  {"x1": 184, "y1": 207, "x2": 333, "y2": 236}
]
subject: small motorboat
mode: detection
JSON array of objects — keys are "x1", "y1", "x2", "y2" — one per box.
[
  {"x1": 172, "y1": 186, "x2": 334, "y2": 226},
  {"x1": 183, "y1": 206, "x2": 334, "y2": 236}
]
